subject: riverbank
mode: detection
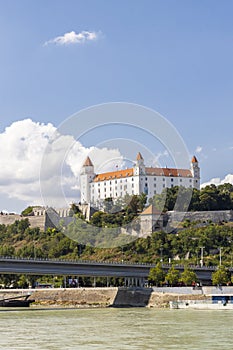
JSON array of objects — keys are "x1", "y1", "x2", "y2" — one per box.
[{"x1": 1, "y1": 286, "x2": 233, "y2": 308}]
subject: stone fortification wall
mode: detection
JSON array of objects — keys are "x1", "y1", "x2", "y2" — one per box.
[
  {"x1": 0, "y1": 214, "x2": 46, "y2": 231},
  {"x1": 0, "y1": 214, "x2": 22, "y2": 226},
  {"x1": 0, "y1": 208, "x2": 74, "y2": 232},
  {"x1": 167, "y1": 210, "x2": 233, "y2": 224}
]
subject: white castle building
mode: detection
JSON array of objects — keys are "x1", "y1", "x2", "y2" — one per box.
[{"x1": 80, "y1": 152, "x2": 200, "y2": 206}]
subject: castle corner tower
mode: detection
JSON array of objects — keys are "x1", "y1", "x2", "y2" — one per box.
[
  {"x1": 80, "y1": 156, "x2": 95, "y2": 204},
  {"x1": 191, "y1": 155, "x2": 200, "y2": 189}
]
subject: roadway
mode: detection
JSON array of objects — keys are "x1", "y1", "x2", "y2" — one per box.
[{"x1": 0, "y1": 256, "x2": 229, "y2": 284}]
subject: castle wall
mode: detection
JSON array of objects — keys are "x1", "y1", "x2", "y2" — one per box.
[{"x1": 167, "y1": 210, "x2": 233, "y2": 224}]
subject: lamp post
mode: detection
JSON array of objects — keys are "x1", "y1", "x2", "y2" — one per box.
[
  {"x1": 219, "y1": 247, "x2": 222, "y2": 266},
  {"x1": 200, "y1": 246, "x2": 205, "y2": 267},
  {"x1": 160, "y1": 247, "x2": 163, "y2": 263}
]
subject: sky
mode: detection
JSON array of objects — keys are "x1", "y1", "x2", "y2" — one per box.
[{"x1": 0, "y1": 0, "x2": 233, "y2": 213}]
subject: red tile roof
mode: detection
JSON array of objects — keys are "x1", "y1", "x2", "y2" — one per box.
[
  {"x1": 83, "y1": 157, "x2": 93, "y2": 167},
  {"x1": 191, "y1": 155, "x2": 198, "y2": 163},
  {"x1": 136, "y1": 152, "x2": 143, "y2": 161},
  {"x1": 145, "y1": 167, "x2": 192, "y2": 177},
  {"x1": 93, "y1": 168, "x2": 134, "y2": 182},
  {"x1": 140, "y1": 205, "x2": 162, "y2": 216},
  {"x1": 93, "y1": 166, "x2": 192, "y2": 182}
]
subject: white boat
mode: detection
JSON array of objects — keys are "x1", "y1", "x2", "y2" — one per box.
[{"x1": 170, "y1": 295, "x2": 233, "y2": 310}]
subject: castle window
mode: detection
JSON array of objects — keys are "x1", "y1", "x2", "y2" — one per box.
[
  {"x1": 110, "y1": 187, "x2": 112, "y2": 191},
  {"x1": 132, "y1": 183, "x2": 134, "y2": 188},
  {"x1": 104, "y1": 182, "x2": 106, "y2": 186},
  {"x1": 132, "y1": 178, "x2": 134, "y2": 181},
  {"x1": 154, "y1": 190, "x2": 156, "y2": 194},
  {"x1": 98, "y1": 189, "x2": 100, "y2": 193},
  {"x1": 115, "y1": 180, "x2": 117, "y2": 184},
  {"x1": 163, "y1": 184, "x2": 165, "y2": 188},
  {"x1": 171, "y1": 184, "x2": 174, "y2": 188},
  {"x1": 180, "y1": 179, "x2": 182, "y2": 182},
  {"x1": 110, "y1": 181, "x2": 112, "y2": 185},
  {"x1": 196, "y1": 180, "x2": 198, "y2": 183},
  {"x1": 115, "y1": 186, "x2": 117, "y2": 190},
  {"x1": 154, "y1": 177, "x2": 156, "y2": 181},
  {"x1": 116, "y1": 193, "x2": 118, "y2": 197},
  {"x1": 190, "y1": 179, "x2": 192, "y2": 183},
  {"x1": 171, "y1": 178, "x2": 174, "y2": 182},
  {"x1": 120, "y1": 192, "x2": 122, "y2": 196},
  {"x1": 120, "y1": 185, "x2": 122, "y2": 190},
  {"x1": 145, "y1": 183, "x2": 148, "y2": 187},
  {"x1": 132, "y1": 190, "x2": 134, "y2": 194},
  {"x1": 163, "y1": 178, "x2": 165, "y2": 181},
  {"x1": 145, "y1": 177, "x2": 147, "y2": 181},
  {"x1": 98, "y1": 183, "x2": 100, "y2": 186},
  {"x1": 125, "y1": 179, "x2": 127, "y2": 182},
  {"x1": 104, "y1": 188, "x2": 106, "y2": 192},
  {"x1": 154, "y1": 184, "x2": 156, "y2": 187}
]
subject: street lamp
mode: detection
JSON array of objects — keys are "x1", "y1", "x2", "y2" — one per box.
[
  {"x1": 160, "y1": 247, "x2": 163, "y2": 263},
  {"x1": 219, "y1": 247, "x2": 222, "y2": 266},
  {"x1": 200, "y1": 246, "x2": 205, "y2": 267}
]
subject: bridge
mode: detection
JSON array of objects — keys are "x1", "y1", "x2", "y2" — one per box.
[{"x1": 0, "y1": 256, "x2": 230, "y2": 286}]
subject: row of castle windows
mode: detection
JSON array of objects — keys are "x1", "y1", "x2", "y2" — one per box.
[{"x1": 91, "y1": 177, "x2": 193, "y2": 189}]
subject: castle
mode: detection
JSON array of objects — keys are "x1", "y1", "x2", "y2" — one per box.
[{"x1": 80, "y1": 152, "x2": 200, "y2": 207}]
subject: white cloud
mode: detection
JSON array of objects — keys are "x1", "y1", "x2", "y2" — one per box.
[
  {"x1": 0, "y1": 119, "x2": 123, "y2": 211},
  {"x1": 44, "y1": 30, "x2": 100, "y2": 46},
  {"x1": 195, "y1": 146, "x2": 202, "y2": 154},
  {"x1": 201, "y1": 174, "x2": 233, "y2": 188}
]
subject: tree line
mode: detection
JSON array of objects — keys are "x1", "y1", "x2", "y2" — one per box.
[
  {"x1": 149, "y1": 183, "x2": 233, "y2": 212},
  {"x1": 148, "y1": 263, "x2": 232, "y2": 287}
]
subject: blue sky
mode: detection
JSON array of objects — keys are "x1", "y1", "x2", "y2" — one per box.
[{"x1": 0, "y1": 0, "x2": 233, "y2": 212}]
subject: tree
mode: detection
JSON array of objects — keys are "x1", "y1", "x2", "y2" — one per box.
[
  {"x1": 103, "y1": 197, "x2": 114, "y2": 213},
  {"x1": 212, "y1": 266, "x2": 229, "y2": 286},
  {"x1": 180, "y1": 268, "x2": 197, "y2": 286},
  {"x1": 148, "y1": 262, "x2": 165, "y2": 286},
  {"x1": 165, "y1": 266, "x2": 180, "y2": 286},
  {"x1": 21, "y1": 206, "x2": 34, "y2": 216}
]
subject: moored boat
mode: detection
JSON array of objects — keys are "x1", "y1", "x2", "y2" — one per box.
[
  {"x1": 0, "y1": 294, "x2": 35, "y2": 307},
  {"x1": 170, "y1": 295, "x2": 233, "y2": 310}
]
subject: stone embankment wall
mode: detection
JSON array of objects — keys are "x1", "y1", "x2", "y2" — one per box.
[{"x1": 2, "y1": 287, "x2": 232, "y2": 308}]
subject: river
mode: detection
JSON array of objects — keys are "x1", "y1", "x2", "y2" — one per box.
[{"x1": 0, "y1": 308, "x2": 232, "y2": 349}]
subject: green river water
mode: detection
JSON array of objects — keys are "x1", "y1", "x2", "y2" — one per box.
[{"x1": 0, "y1": 308, "x2": 232, "y2": 350}]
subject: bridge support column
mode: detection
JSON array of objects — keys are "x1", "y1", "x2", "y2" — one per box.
[{"x1": 140, "y1": 278, "x2": 145, "y2": 287}]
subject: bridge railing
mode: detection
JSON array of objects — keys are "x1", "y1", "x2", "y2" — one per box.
[{"x1": 0, "y1": 255, "x2": 230, "y2": 271}]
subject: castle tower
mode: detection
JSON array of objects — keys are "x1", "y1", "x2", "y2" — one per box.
[
  {"x1": 191, "y1": 155, "x2": 200, "y2": 189},
  {"x1": 80, "y1": 156, "x2": 95, "y2": 204},
  {"x1": 134, "y1": 152, "x2": 145, "y2": 176}
]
